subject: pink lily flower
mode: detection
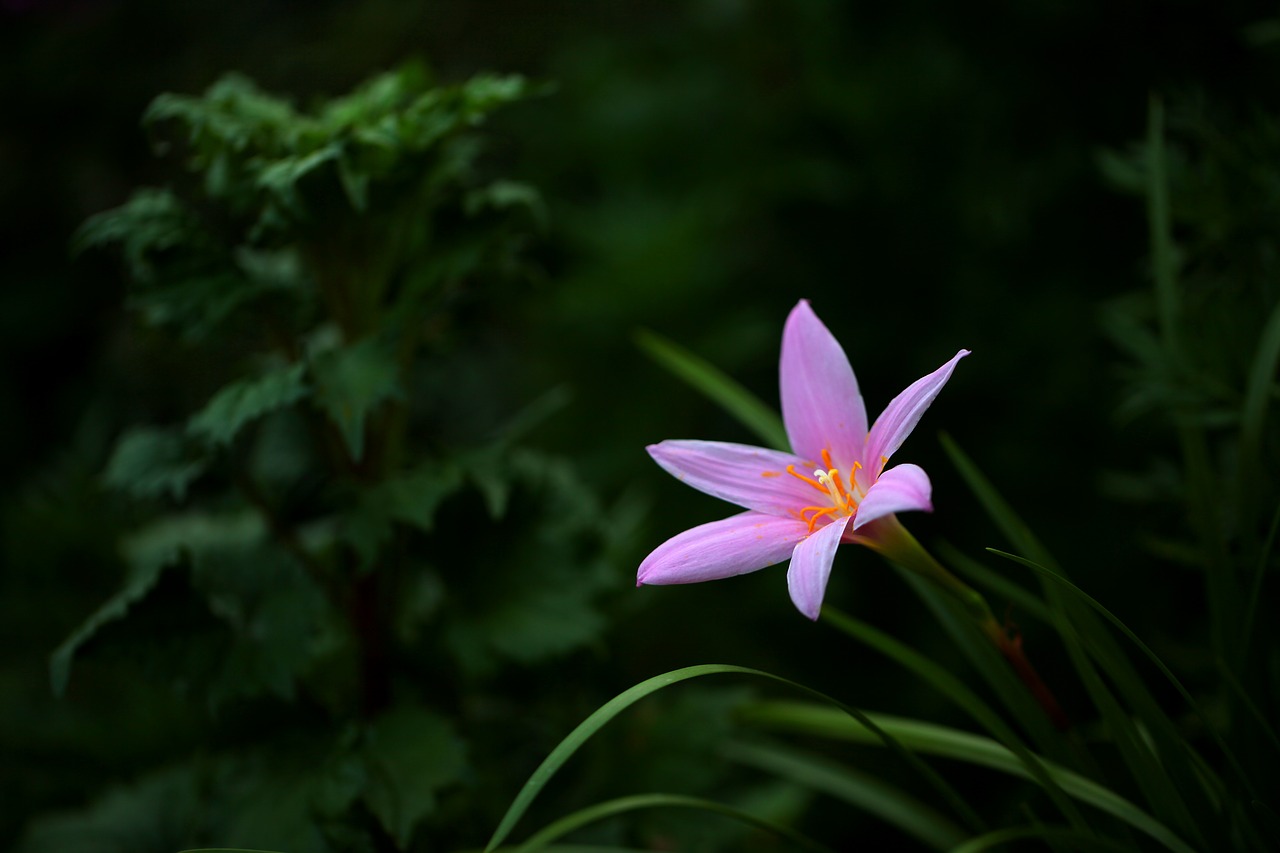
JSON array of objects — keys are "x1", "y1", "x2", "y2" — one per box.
[{"x1": 638, "y1": 300, "x2": 969, "y2": 620}]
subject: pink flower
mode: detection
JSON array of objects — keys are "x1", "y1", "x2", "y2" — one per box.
[{"x1": 638, "y1": 300, "x2": 969, "y2": 619}]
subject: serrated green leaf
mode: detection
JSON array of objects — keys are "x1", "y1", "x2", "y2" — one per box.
[
  {"x1": 49, "y1": 550, "x2": 171, "y2": 696},
  {"x1": 187, "y1": 362, "x2": 310, "y2": 446},
  {"x1": 52, "y1": 511, "x2": 334, "y2": 706},
  {"x1": 382, "y1": 463, "x2": 465, "y2": 531},
  {"x1": 52, "y1": 514, "x2": 263, "y2": 696},
  {"x1": 311, "y1": 338, "x2": 402, "y2": 460},
  {"x1": 362, "y1": 706, "x2": 467, "y2": 846},
  {"x1": 102, "y1": 425, "x2": 207, "y2": 500},
  {"x1": 71, "y1": 187, "x2": 204, "y2": 279},
  {"x1": 465, "y1": 180, "x2": 548, "y2": 228}
]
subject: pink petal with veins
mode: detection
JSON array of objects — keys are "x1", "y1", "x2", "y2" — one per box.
[
  {"x1": 780, "y1": 300, "x2": 868, "y2": 473},
  {"x1": 786, "y1": 515, "x2": 851, "y2": 619},
  {"x1": 648, "y1": 440, "x2": 821, "y2": 516},
  {"x1": 638, "y1": 511, "x2": 810, "y2": 585},
  {"x1": 865, "y1": 350, "x2": 969, "y2": 471},
  {"x1": 852, "y1": 463, "x2": 933, "y2": 529}
]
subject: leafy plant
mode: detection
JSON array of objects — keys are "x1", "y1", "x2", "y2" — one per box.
[{"x1": 28, "y1": 63, "x2": 629, "y2": 853}]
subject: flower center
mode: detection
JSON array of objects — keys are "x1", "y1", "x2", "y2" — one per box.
[{"x1": 786, "y1": 448, "x2": 866, "y2": 532}]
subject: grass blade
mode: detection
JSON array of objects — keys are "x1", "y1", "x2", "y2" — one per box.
[
  {"x1": 739, "y1": 701, "x2": 1195, "y2": 853},
  {"x1": 724, "y1": 739, "x2": 967, "y2": 851},
  {"x1": 485, "y1": 664, "x2": 982, "y2": 851},
  {"x1": 820, "y1": 605, "x2": 1089, "y2": 833},
  {"x1": 511, "y1": 793, "x2": 835, "y2": 853},
  {"x1": 635, "y1": 328, "x2": 789, "y2": 451},
  {"x1": 989, "y1": 548, "x2": 1262, "y2": 788},
  {"x1": 949, "y1": 825, "x2": 1131, "y2": 853}
]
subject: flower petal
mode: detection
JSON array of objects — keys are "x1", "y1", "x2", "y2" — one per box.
[
  {"x1": 638, "y1": 511, "x2": 810, "y2": 585},
  {"x1": 786, "y1": 514, "x2": 851, "y2": 619},
  {"x1": 864, "y1": 349, "x2": 969, "y2": 472},
  {"x1": 852, "y1": 463, "x2": 933, "y2": 529},
  {"x1": 648, "y1": 439, "x2": 823, "y2": 515},
  {"x1": 780, "y1": 300, "x2": 868, "y2": 472}
]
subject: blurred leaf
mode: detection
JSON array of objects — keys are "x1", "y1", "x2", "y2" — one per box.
[
  {"x1": 102, "y1": 425, "x2": 208, "y2": 501},
  {"x1": 635, "y1": 328, "x2": 789, "y2": 452},
  {"x1": 187, "y1": 362, "x2": 310, "y2": 446},
  {"x1": 72, "y1": 188, "x2": 207, "y2": 280},
  {"x1": 52, "y1": 511, "x2": 335, "y2": 706},
  {"x1": 18, "y1": 764, "x2": 204, "y2": 853},
  {"x1": 465, "y1": 180, "x2": 548, "y2": 229},
  {"x1": 444, "y1": 451, "x2": 619, "y2": 675},
  {"x1": 311, "y1": 337, "x2": 402, "y2": 460},
  {"x1": 362, "y1": 706, "x2": 467, "y2": 846},
  {"x1": 383, "y1": 462, "x2": 465, "y2": 531}
]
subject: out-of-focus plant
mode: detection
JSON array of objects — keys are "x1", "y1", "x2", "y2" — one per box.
[
  {"x1": 23, "y1": 63, "x2": 636, "y2": 853},
  {"x1": 483, "y1": 98, "x2": 1280, "y2": 852}
]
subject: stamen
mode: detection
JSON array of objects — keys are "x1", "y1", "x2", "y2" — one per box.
[
  {"x1": 787, "y1": 465, "x2": 829, "y2": 494},
  {"x1": 799, "y1": 505, "x2": 837, "y2": 532},
  {"x1": 815, "y1": 469, "x2": 846, "y2": 510}
]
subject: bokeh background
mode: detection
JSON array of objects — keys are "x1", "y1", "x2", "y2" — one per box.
[{"x1": 3, "y1": 1, "x2": 1278, "y2": 850}]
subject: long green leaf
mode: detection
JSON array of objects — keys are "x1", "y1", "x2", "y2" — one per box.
[
  {"x1": 724, "y1": 739, "x2": 966, "y2": 850},
  {"x1": 510, "y1": 793, "x2": 834, "y2": 853},
  {"x1": 635, "y1": 328, "x2": 789, "y2": 451},
  {"x1": 941, "y1": 434, "x2": 1228, "y2": 836},
  {"x1": 1147, "y1": 94, "x2": 1180, "y2": 352},
  {"x1": 820, "y1": 605, "x2": 1089, "y2": 833},
  {"x1": 484, "y1": 664, "x2": 981, "y2": 851},
  {"x1": 937, "y1": 543, "x2": 1055, "y2": 628},
  {"x1": 1238, "y1": 298, "x2": 1280, "y2": 506},
  {"x1": 948, "y1": 825, "x2": 1131, "y2": 853},
  {"x1": 739, "y1": 701, "x2": 1195, "y2": 853},
  {"x1": 990, "y1": 547, "x2": 1259, "y2": 811}
]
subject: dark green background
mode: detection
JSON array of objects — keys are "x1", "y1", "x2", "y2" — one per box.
[{"x1": 3, "y1": 1, "x2": 1277, "y2": 849}]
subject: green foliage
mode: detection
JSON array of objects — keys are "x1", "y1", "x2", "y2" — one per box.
[
  {"x1": 38, "y1": 62, "x2": 630, "y2": 853},
  {"x1": 187, "y1": 362, "x2": 310, "y2": 447},
  {"x1": 102, "y1": 425, "x2": 208, "y2": 500},
  {"x1": 310, "y1": 338, "x2": 401, "y2": 460}
]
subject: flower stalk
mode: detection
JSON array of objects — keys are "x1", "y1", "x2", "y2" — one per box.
[{"x1": 856, "y1": 515, "x2": 1069, "y2": 730}]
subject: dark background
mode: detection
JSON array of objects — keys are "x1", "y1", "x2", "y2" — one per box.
[{"x1": 3, "y1": 0, "x2": 1277, "y2": 849}]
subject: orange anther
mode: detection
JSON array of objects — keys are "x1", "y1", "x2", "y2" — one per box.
[{"x1": 787, "y1": 465, "x2": 828, "y2": 494}]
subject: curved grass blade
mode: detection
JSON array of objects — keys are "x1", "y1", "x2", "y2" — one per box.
[
  {"x1": 484, "y1": 664, "x2": 982, "y2": 851},
  {"x1": 989, "y1": 548, "x2": 1266, "y2": 780},
  {"x1": 892, "y1": 569, "x2": 1072, "y2": 762},
  {"x1": 1217, "y1": 659, "x2": 1280, "y2": 757},
  {"x1": 635, "y1": 328, "x2": 789, "y2": 451},
  {"x1": 937, "y1": 543, "x2": 1055, "y2": 628},
  {"x1": 510, "y1": 793, "x2": 834, "y2": 853},
  {"x1": 820, "y1": 605, "x2": 1089, "y2": 834},
  {"x1": 949, "y1": 824, "x2": 1132, "y2": 853},
  {"x1": 1238, "y1": 298, "x2": 1280, "y2": 506},
  {"x1": 739, "y1": 701, "x2": 1195, "y2": 853},
  {"x1": 1240, "y1": 501, "x2": 1280, "y2": 655},
  {"x1": 943, "y1": 433, "x2": 1234, "y2": 836},
  {"x1": 462, "y1": 846, "x2": 656, "y2": 853},
  {"x1": 723, "y1": 739, "x2": 966, "y2": 850}
]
